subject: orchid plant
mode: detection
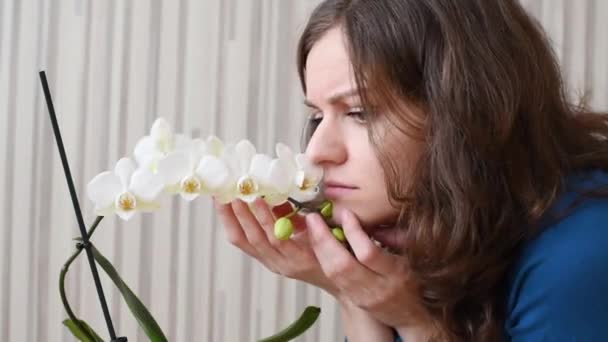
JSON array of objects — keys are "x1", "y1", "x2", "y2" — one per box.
[{"x1": 60, "y1": 117, "x2": 345, "y2": 342}]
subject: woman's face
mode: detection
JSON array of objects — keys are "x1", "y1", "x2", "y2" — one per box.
[{"x1": 303, "y1": 27, "x2": 418, "y2": 241}]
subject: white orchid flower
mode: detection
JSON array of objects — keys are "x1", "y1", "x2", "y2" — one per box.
[
  {"x1": 157, "y1": 138, "x2": 230, "y2": 201},
  {"x1": 253, "y1": 154, "x2": 293, "y2": 206},
  {"x1": 212, "y1": 140, "x2": 291, "y2": 204},
  {"x1": 203, "y1": 135, "x2": 225, "y2": 157},
  {"x1": 133, "y1": 117, "x2": 191, "y2": 172},
  {"x1": 86, "y1": 158, "x2": 165, "y2": 220},
  {"x1": 276, "y1": 143, "x2": 323, "y2": 202}
]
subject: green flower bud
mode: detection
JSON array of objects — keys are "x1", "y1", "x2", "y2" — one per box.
[
  {"x1": 274, "y1": 217, "x2": 294, "y2": 240},
  {"x1": 319, "y1": 201, "x2": 333, "y2": 219},
  {"x1": 331, "y1": 227, "x2": 346, "y2": 242}
]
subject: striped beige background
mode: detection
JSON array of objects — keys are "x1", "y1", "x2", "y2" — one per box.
[{"x1": 1, "y1": 1, "x2": 607, "y2": 341}]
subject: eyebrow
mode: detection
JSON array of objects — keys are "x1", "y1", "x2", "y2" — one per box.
[{"x1": 303, "y1": 88, "x2": 361, "y2": 108}]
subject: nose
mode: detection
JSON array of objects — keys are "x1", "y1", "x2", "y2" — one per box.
[{"x1": 305, "y1": 116, "x2": 347, "y2": 166}]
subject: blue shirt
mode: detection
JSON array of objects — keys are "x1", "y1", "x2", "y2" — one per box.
[
  {"x1": 351, "y1": 170, "x2": 608, "y2": 342},
  {"x1": 504, "y1": 169, "x2": 608, "y2": 341}
]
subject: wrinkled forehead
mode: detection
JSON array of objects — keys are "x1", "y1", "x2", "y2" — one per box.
[{"x1": 304, "y1": 27, "x2": 358, "y2": 102}]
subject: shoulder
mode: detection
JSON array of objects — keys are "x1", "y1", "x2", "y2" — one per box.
[{"x1": 505, "y1": 170, "x2": 608, "y2": 341}]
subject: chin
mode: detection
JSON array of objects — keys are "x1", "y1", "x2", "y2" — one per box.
[{"x1": 329, "y1": 200, "x2": 397, "y2": 231}]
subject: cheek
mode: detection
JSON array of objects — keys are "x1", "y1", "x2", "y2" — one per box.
[
  {"x1": 347, "y1": 142, "x2": 399, "y2": 227},
  {"x1": 359, "y1": 177, "x2": 399, "y2": 226}
]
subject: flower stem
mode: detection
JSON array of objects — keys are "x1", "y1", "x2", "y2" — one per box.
[
  {"x1": 284, "y1": 209, "x2": 300, "y2": 219},
  {"x1": 84, "y1": 216, "x2": 103, "y2": 240},
  {"x1": 286, "y1": 197, "x2": 305, "y2": 208},
  {"x1": 59, "y1": 216, "x2": 104, "y2": 340},
  {"x1": 286, "y1": 197, "x2": 324, "y2": 215}
]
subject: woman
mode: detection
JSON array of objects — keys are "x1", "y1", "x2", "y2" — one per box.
[{"x1": 214, "y1": 0, "x2": 608, "y2": 340}]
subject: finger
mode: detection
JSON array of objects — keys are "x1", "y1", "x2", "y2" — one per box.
[
  {"x1": 340, "y1": 209, "x2": 402, "y2": 275},
  {"x1": 306, "y1": 213, "x2": 377, "y2": 290},
  {"x1": 213, "y1": 198, "x2": 259, "y2": 258},
  {"x1": 231, "y1": 199, "x2": 283, "y2": 261}
]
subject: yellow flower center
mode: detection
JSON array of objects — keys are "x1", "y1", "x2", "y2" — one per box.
[
  {"x1": 237, "y1": 176, "x2": 257, "y2": 195},
  {"x1": 299, "y1": 177, "x2": 314, "y2": 191},
  {"x1": 116, "y1": 192, "x2": 136, "y2": 211},
  {"x1": 181, "y1": 176, "x2": 201, "y2": 194}
]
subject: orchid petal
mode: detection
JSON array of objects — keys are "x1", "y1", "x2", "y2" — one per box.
[
  {"x1": 239, "y1": 193, "x2": 258, "y2": 203},
  {"x1": 295, "y1": 171, "x2": 306, "y2": 189},
  {"x1": 164, "y1": 183, "x2": 181, "y2": 194},
  {"x1": 150, "y1": 118, "x2": 172, "y2": 142},
  {"x1": 235, "y1": 139, "x2": 256, "y2": 173},
  {"x1": 133, "y1": 136, "x2": 157, "y2": 166},
  {"x1": 115, "y1": 208, "x2": 137, "y2": 221},
  {"x1": 267, "y1": 159, "x2": 292, "y2": 193},
  {"x1": 157, "y1": 152, "x2": 190, "y2": 186},
  {"x1": 114, "y1": 158, "x2": 136, "y2": 189},
  {"x1": 196, "y1": 155, "x2": 229, "y2": 190},
  {"x1": 189, "y1": 138, "x2": 206, "y2": 164},
  {"x1": 276, "y1": 143, "x2": 295, "y2": 161},
  {"x1": 249, "y1": 154, "x2": 272, "y2": 182},
  {"x1": 87, "y1": 171, "x2": 122, "y2": 208},
  {"x1": 205, "y1": 135, "x2": 224, "y2": 157},
  {"x1": 276, "y1": 144, "x2": 298, "y2": 177},
  {"x1": 173, "y1": 133, "x2": 191, "y2": 152},
  {"x1": 220, "y1": 144, "x2": 240, "y2": 177},
  {"x1": 94, "y1": 204, "x2": 115, "y2": 217},
  {"x1": 179, "y1": 192, "x2": 200, "y2": 201},
  {"x1": 214, "y1": 187, "x2": 236, "y2": 204},
  {"x1": 129, "y1": 168, "x2": 164, "y2": 201},
  {"x1": 290, "y1": 189, "x2": 319, "y2": 203},
  {"x1": 263, "y1": 193, "x2": 288, "y2": 206},
  {"x1": 296, "y1": 153, "x2": 323, "y2": 183},
  {"x1": 137, "y1": 200, "x2": 161, "y2": 212}
]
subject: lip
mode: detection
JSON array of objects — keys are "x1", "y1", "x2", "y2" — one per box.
[
  {"x1": 322, "y1": 180, "x2": 358, "y2": 199},
  {"x1": 323, "y1": 180, "x2": 358, "y2": 189},
  {"x1": 323, "y1": 185, "x2": 356, "y2": 198}
]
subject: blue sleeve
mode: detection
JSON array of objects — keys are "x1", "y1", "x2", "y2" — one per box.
[{"x1": 504, "y1": 198, "x2": 608, "y2": 341}]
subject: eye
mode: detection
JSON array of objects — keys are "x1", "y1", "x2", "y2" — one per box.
[
  {"x1": 346, "y1": 108, "x2": 368, "y2": 123},
  {"x1": 305, "y1": 112, "x2": 323, "y2": 137},
  {"x1": 309, "y1": 114, "x2": 322, "y2": 125},
  {"x1": 308, "y1": 112, "x2": 323, "y2": 125}
]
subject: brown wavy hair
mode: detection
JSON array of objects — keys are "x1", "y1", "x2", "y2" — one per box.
[{"x1": 297, "y1": 0, "x2": 608, "y2": 340}]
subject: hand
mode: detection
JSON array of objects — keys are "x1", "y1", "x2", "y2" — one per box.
[
  {"x1": 339, "y1": 299, "x2": 396, "y2": 342},
  {"x1": 305, "y1": 209, "x2": 433, "y2": 330},
  {"x1": 214, "y1": 197, "x2": 435, "y2": 337},
  {"x1": 213, "y1": 197, "x2": 339, "y2": 296}
]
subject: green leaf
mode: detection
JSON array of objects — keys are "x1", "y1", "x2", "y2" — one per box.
[
  {"x1": 62, "y1": 319, "x2": 104, "y2": 342},
  {"x1": 257, "y1": 306, "x2": 321, "y2": 342},
  {"x1": 90, "y1": 245, "x2": 168, "y2": 342}
]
